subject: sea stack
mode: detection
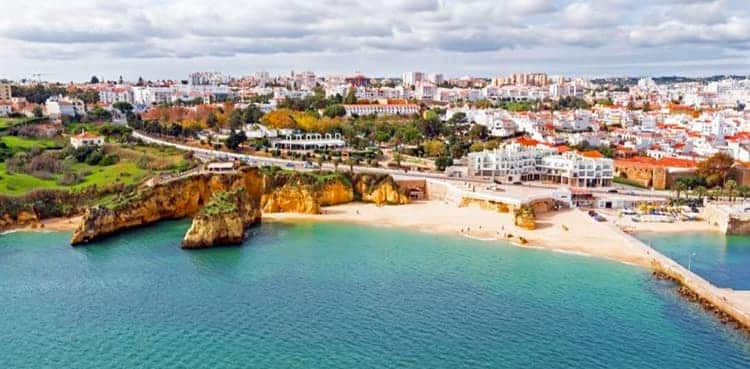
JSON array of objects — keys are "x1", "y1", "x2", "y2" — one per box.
[{"x1": 182, "y1": 189, "x2": 261, "y2": 249}]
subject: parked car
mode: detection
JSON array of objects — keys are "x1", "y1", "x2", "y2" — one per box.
[
  {"x1": 512, "y1": 181, "x2": 523, "y2": 185},
  {"x1": 607, "y1": 189, "x2": 619, "y2": 193},
  {"x1": 285, "y1": 163, "x2": 295, "y2": 168},
  {"x1": 594, "y1": 215, "x2": 607, "y2": 222},
  {"x1": 588, "y1": 210, "x2": 597, "y2": 217}
]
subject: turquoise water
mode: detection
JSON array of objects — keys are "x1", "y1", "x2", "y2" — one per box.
[
  {"x1": 637, "y1": 232, "x2": 750, "y2": 290},
  {"x1": 2, "y1": 221, "x2": 750, "y2": 369}
]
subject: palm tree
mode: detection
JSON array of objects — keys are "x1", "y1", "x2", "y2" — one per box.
[
  {"x1": 711, "y1": 187, "x2": 722, "y2": 201},
  {"x1": 694, "y1": 185, "x2": 707, "y2": 203},
  {"x1": 738, "y1": 185, "x2": 750, "y2": 201},
  {"x1": 724, "y1": 180, "x2": 738, "y2": 202},
  {"x1": 672, "y1": 181, "x2": 687, "y2": 200}
]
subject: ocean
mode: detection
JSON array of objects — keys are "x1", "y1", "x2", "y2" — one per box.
[{"x1": 1, "y1": 221, "x2": 749, "y2": 368}]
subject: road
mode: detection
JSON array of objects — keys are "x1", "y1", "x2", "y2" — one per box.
[
  {"x1": 131, "y1": 130, "x2": 672, "y2": 200},
  {"x1": 132, "y1": 130, "x2": 455, "y2": 182}
]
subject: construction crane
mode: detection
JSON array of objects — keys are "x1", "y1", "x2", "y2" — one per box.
[{"x1": 29, "y1": 73, "x2": 49, "y2": 82}]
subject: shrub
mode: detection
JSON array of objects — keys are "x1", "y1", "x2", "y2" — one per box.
[
  {"x1": 99, "y1": 154, "x2": 119, "y2": 166},
  {"x1": 85, "y1": 150, "x2": 103, "y2": 165}
]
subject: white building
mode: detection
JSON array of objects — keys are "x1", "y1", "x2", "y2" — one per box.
[
  {"x1": 70, "y1": 130, "x2": 104, "y2": 149},
  {"x1": 45, "y1": 95, "x2": 85, "y2": 118},
  {"x1": 468, "y1": 142, "x2": 552, "y2": 182},
  {"x1": 342, "y1": 104, "x2": 419, "y2": 117},
  {"x1": 99, "y1": 87, "x2": 134, "y2": 104},
  {"x1": 540, "y1": 151, "x2": 613, "y2": 187},
  {"x1": 467, "y1": 143, "x2": 614, "y2": 187}
]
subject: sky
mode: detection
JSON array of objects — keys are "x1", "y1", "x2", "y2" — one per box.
[{"x1": 1, "y1": 0, "x2": 749, "y2": 82}]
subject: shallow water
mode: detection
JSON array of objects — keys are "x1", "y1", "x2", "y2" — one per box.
[
  {"x1": 1, "y1": 221, "x2": 749, "y2": 368},
  {"x1": 637, "y1": 231, "x2": 750, "y2": 290}
]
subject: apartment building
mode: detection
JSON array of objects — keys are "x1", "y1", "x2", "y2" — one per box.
[
  {"x1": 0, "y1": 83, "x2": 12, "y2": 100},
  {"x1": 342, "y1": 103, "x2": 420, "y2": 117},
  {"x1": 467, "y1": 143, "x2": 614, "y2": 187}
]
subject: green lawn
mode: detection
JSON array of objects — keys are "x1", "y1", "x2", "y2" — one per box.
[
  {"x1": 0, "y1": 163, "x2": 63, "y2": 195},
  {"x1": 0, "y1": 162, "x2": 150, "y2": 196},
  {"x1": 1, "y1": 136, "x2": 63, "y2": 152},
  {"x1": 70, "y1": 162, "x2": 149, "y2": 189}
]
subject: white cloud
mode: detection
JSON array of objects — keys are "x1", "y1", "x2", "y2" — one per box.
[{"x1": 0, "y1": 0, "x2": 749, "y2": 79}]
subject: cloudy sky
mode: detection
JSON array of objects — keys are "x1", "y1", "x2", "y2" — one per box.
[{"x1": 1, "y1": 0, "x2": 749, "y2": 82}]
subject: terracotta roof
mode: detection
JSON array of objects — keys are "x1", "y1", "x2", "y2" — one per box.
[
  {"x1": 73, "y1": 131, "x2": 101, "y2": 139},
  {"x1": 615, "y1": 156, "x2": 696, "y2": 169},
  {"x1": 581, "y1": 150, "x2": 604, "y2": 158}
]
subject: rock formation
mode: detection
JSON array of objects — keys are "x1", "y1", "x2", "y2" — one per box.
[
  {"x1": 352, "y1": 173, "x2": 410, "y2": 205},
  {"x1": 70, "y1": 167, "x2": 409, "y2": 246},
  {"x1": 71, "y1": 167, "x2": 265, "y2": 245},
  {"x1": 514, "y1": 205, "x2": 536, "y2": 230},
  {"x1": 182, "y1": 189, "x2": 261, "y2": 248}
]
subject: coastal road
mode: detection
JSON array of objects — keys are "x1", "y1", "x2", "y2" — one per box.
[
  {"x1": 132, "y1": 131, "x2": 462, "y2": 182},
  {"x1": 132, "y1": 131, "x2": 671, "y2": 201}
]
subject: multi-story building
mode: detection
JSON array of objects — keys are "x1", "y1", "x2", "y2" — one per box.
[
  {"x1": 467, "y1": 142, "x2": 614, "y2": 187},
  {"x1": 0, "y1": 83, "x2": 12, "y2": 100},
  {"x1": 468, "y1": 142, "x2": 553, "y2": 182},
  {"x1": 99, "y1": 86, "x2": 134, "y2": 104},
  {"x1": 45, "y1": 95, "x2": 85, "y2": 118},
  {"x1": 342, "y1": 103, "x2": 420, "y2": 117},
  {"x1": 402, "y1": 72, "x2": 424, "y2": 87},
  {"x1": 540, "y1": 151, "x2": 614, "y2": 187}
]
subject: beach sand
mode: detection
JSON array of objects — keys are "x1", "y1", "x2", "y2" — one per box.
[{"x1": 265, "y1": 201, "x2": 658, "y2": 268}]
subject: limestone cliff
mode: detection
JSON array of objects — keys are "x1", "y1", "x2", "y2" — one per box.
[
  {"x1": 514, "y1": 205, "x2": 536, "y2": 230},
  {"x1": 71, "y1": 167, "x2": 407, "y2": 246},
  {"x1": 0, "y1": 210, "x2": 40, "y2": 230},
  {"x1": 182, "y1": 189, "x2": 261, "y2": 248},
  {"x1": 352, "y1": 174, "x2": 410, "y2": 205},
  {"x1": 71, "y1": 168, "x2": 265, "y2": 245}
]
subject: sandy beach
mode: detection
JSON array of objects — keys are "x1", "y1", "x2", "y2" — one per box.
[
  {"x1": 2, "y1": 216, "x2": 83, "y2": 234},
  {"x1": 265, "y1": 201, "x2": 663, "y2": 268}
]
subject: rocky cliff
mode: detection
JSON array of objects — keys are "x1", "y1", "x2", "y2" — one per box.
[
  {"x1": 352, "y1": 173, "x2": 410, "y2": 205},
  {"x1": 182, "y1": 189, "x2": 261, "y2": 248},
  {"x1": 71, "y1": 167, "x2": 408, "y2": 246},
  {"x1": 71, "y1": 168, "x2": 265, "y2": 245}
]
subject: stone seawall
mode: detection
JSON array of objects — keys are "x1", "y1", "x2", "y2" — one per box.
[
  {"x1": 703, "y1": 203, "x2": 750, "y2": 235},
  {"x1": 601, "y1": 217, "x2": 750, "y2": 330}
]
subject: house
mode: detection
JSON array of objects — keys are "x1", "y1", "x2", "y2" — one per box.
[
  {"x1": 46, "y1": 95, "x2": 85, "y2": 118},
  {"x1": 0, "y1": 101, "x2": 11, "y2": 116},
  {"x1": 70, "y1": 130, "x2": 104, "y2": 149}
]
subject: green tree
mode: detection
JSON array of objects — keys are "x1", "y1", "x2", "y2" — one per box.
[
  {"x1": 697, "y1": 152, "x2": 734, "y2": 187},
  {"x1": 32, "y1": 105, "x2": 44, "y2": 118},
  {"x1": 724, "y1": 179, "x2": 738, "y2": 202},
  {"x1": 323, "y1": 104, "x2": 346, "y2": 118},
  {"x1": 422, "y1": 139, "x2": 446, "y2": 157},
  {"x1": 206, "y1": 111, "x2": 218, "y2": 128},
  {"x1": 112, "y1": 101, "x2": 133, "y2": 113},
  {"x1": 344, "y1": 89, "x2": 357, "y2": 104},
  {"x1": 228, "y1": 109, "x2": 243, "y2": 129},
  {"x1": 90, "y1": 76, "x2": 100, "y2": 84},
  {"x1": 224, "y1": 130, "x2": 247, "y2": 150},
  {"x1": 672, "y1": 180, "x2": 687, "y2": 200}
]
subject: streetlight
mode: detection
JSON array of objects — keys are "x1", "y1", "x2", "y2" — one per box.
[{"x1": 688, "y1": 252, "x2": 697, "y2": 271}]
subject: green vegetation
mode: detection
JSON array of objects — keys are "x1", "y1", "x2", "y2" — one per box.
[
  {"x1": 201, "y1": 190, "x2": 240, "y2": 216},
  {"x1": 1, "y1": 136, "x2": 63, "y2": 152}
]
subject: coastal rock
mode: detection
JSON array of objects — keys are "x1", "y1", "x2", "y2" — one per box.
[
  {"x1": 353, "y1": 174, "x2": 410, "y2": 205},
  {"x1": 71, "y1": 168, "x2": 265, "y2": 245},
  {"x1": 513, "y1": 205, "x2": 536, "y2": 230},
  {"x1": 0, "y1": 210, "x2": 40, "y2": 230},
  {"x1": 182, "y1": 189, "x2": 261, "y2": 249},
  {"x1": 70, "y1": 166, "x2": 407, "y2": 246}
]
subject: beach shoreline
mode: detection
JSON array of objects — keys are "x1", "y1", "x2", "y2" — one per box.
[{"x1": 264, "y1": 201, "x2": 687, "y2": 269}]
